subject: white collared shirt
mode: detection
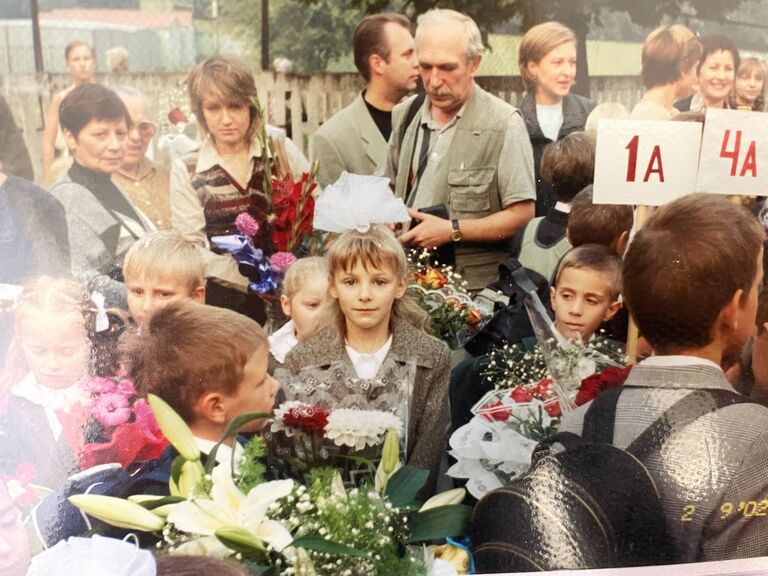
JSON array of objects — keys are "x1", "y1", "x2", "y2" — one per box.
[
  {"x1": 269, "y1": 319, "x2": 299, "y2": 364},
  {"x1": 640, "y1": 355, "x2": 723, "y2": 372},
  {"x1": 12, "y1": 373, "x2": 86, "y2": 440},
  {"x1": 194, "y1": 436, "x2": 245, "y2": 474},
  {"x1": 345, "y1": 336, "x2": 393, "y2": 380}
]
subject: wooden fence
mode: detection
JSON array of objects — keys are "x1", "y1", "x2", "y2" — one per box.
[{"x1": 2, "y1": 71, "x2": 644, "y2": 184}]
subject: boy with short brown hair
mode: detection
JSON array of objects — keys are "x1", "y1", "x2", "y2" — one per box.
[
  {"x1": 121, "y1": 301, "x2": 279, "y2": 464},
  {"x1": 567, "y1": 185, "x2": 634, "y2": 255},
  {"x1": 561, "y1": 194, "x2": 768, "y2": 563}
]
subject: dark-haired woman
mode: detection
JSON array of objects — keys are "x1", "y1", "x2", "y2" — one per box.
[
  {"x1": 675, "y1": 34, "x2": 740, "y2": 112},
  {"x1": 50, "y1": 83, "x2": 152, "y2": 308}
]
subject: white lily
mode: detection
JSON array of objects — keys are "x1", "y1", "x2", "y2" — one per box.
[
  {"x1": 419, "y1": 488, "x2": 466, "y2": 512},
  {"x1": 167, "y1": 464, "x2": 294, "y2": 556}
]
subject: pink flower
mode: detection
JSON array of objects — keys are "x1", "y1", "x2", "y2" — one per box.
[
  {"x1": 92, "y1": 393, "x2": 132, "y2": 427},
  {"x1": 235, "y1": 212, "x2": 260, "y2": 237},
  {"x1": 5, "y1": 464, "x2": 38, "y2": 508},
  {"x1": 86, "y1": 377, "x2": 118, "y2": 395},
  {"x1": 115, "y1": 379, "x2": 137, "y2": 398},
  {"x1": 270, "y1": 251, "x2": 298, "y2": 273},
  {"x1": 13, "y1": 463, "x2": 36, "y2": 484},
  {"x1": 133, "y1": 399, "x2": 165, "y2": 444}
]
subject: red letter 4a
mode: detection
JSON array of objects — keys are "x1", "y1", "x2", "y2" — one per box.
[{"x1": 643, "y1": 146, "x2": 665, "y2": 182}]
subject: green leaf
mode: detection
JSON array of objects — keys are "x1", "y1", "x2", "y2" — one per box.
[
  {"x1": 406, "y1": 505, "x2": 472, "y2": 544},
  {"x1": 385, "y1": 465, "x2": 429, "y2": 508},
  {"x1": 137, "y1": 496, "x2": 185, "y2": 510},
  {"x1": 205, "y1": 412, "x2": 274, "y2": 474},
  {"x1": 292, "y1": 534, "x2": 369, "y2": 558},
  {"x1": 170, "y1": 455, "x2": 185, "y2": 488}
]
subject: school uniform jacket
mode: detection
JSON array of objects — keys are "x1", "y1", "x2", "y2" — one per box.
[
  {"x1": 560, "y1": 362, "x2": 768, "y2": 562},
  {"x1": 282, "y1": 318, "x2": 451, "y2": 498}
]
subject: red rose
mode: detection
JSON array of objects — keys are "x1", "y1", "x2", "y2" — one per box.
[
  {"x1": 283, "y1": 404, "x2": 330, "y2": 434},
  {"x1": 167, "y1": 107, "x2": 187, "y2": 125},
  {"x1": 534, "y1": 378, "x2": 554, "y2": 398},
  {"x1": 481, "y1": 400, "x2": 511, "y2": 421},
  {"x1": 543, "y1": 398, "x2": 562, "y2": 417},
  {"x1": 575, "y1": 365, "x2": 633, "y2": 406},
  {"x1": 510, "y1": 386, "x2": 533, "y2": 403}
]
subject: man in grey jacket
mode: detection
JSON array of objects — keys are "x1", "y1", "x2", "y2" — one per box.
[
  {"x1": 384, "y1": 9, "x2": 535, "y2": 291},
  {"x1": 311, "y1": 13, "x2": 418, "y2": 188}
]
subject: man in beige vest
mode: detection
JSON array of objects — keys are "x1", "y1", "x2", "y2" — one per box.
[
  {"x1": 113, "y1": 86, "x2": 172, "y2": 230},
  {"x1": 384, "y1": 9, "x2": 535, "y2": 291},
  {"x1": 311, "y1": 13, "x2": 419, "y2": 188}
]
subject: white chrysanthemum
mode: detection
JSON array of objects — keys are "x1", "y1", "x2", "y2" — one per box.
[{"x1": 324, "y1": 410, "x2": 403, "y2": 451}]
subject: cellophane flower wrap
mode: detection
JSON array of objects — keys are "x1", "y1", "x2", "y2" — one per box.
[{"x1": 80, "y1": 375, "x2": 168, "y2": 469}]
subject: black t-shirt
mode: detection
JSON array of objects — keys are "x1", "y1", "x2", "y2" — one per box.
[{"x1": 364, "y1": 95, "x2": 393, "y2": 142}]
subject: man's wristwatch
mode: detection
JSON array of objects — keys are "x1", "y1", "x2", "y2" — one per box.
[{"x1": 450, "y1": 219, "x2": 463, "y2": 242}]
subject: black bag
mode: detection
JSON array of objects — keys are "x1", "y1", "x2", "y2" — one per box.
[
  {"x1": 469, "y1": 388, "x2": 753, "y2": 573},
  {"x1": 463, "y1": 257, "x2": 550, "y2": 356}
]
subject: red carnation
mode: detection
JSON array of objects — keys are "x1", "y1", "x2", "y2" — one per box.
[{"x1": 283, "y1": 404, "x2": 330, "y2": 434}]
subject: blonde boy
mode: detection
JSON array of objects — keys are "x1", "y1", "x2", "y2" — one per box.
[
  {"x1": 122, "y1": 230, "x2": 205, "y2": 323},
  {"x1": 550, "y1": 244, "x2": 622, "y2": 342}
]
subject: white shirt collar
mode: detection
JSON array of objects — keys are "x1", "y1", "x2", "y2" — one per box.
[
  {"x1": 194, "y1": 436, "x2": 245, "y2": 474},
  {"x1": 554, "y1": 201, "x2": 571, "y2": 214},
  {"x1": 268, "y1": 320, "x2": 298, "y2": 364},
  {"x1": 346, "y1": 335, "x2": 393, "y2": 380},
  {"x1": 12, "y1": 373, "x2": 87, "y2": 440},
  {"x1": 195, "y1": 136, "x2": 265, "y2": 174},
  {"x1": 640, "y1": 355, "x2": 722, "y2": 372}
]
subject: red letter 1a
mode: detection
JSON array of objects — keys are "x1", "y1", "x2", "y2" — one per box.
[
  {"x1": 626, "y1": 135, "x2": 665, "y2": 183},
  {"x1": 720, "y1": 129, "x2": 758, "y2": 177}
]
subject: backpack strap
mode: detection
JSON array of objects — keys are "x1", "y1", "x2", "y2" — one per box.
[{"x1": 581, "y1": 387, "x2": 754, "y2": 458}]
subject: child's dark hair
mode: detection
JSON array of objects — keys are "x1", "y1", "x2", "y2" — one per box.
[
  {"x1": 541, "y1": 131, "x2": 595, "y2": 203},
  {"x1": 624, "y1": 194, "x2": 764, "y2": 353},
  {"x1": 554, "y1": 244, "x2": 623, "y2": 301},
  {"x1": 156, "y1": 555, "x2": 249, "y2": 576},
  {"x1": 120, "y1": 301, "x2": 267, "y2": 423},
  {"x1": 568, "y1": 185, "x2": 634, "y2": 251},
  {"x1": 59, "y1": 84, "x2": 129, "y2": 138}
]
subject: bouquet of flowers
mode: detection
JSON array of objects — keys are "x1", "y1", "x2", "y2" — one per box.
[
  {"x1": 407, "y1": 250, "x2": 487, "y2": 350},
  {"x1": 266, "y1": 401, "x2": 404, "y2": 488},
  {"x1": 69, "y1": 395, "x2": 471, "y2": 576},
  {"x1": 447, "y1": 337, "x2": 630, "y2": 499},
  {"x1": 211, "y1": 162, "x2": 319, "y2": 295},
  {"x1": 79, "y1": 375, "x2": 168, "y2": 469}
]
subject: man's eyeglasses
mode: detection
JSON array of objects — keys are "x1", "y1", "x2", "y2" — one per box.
[{"x1": 131, "y1": 121, "x2": 156, "y2": 136}]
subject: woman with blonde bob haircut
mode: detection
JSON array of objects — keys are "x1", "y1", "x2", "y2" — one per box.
[
  {"x1": 732, "y1": 55, "x2": 767, "y2": 111},
  {"x1": 631, "y1": 24, "x2": 702, "y2": 120},
  {"x1": 280, "y1": 225, "x2": 450, "y2": 498},
  {"x1": 518, "y1": 21, "x2": 595, "y2": 216},
  {"x1": 170, "y1": 56, "x2": 309, "y2": 322}
]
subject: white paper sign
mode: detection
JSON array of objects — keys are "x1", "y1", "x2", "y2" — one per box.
[
  {"x1": 593, "y1": 119, "x2": 702, "y2": 206},
  {"x1": 696, "y1": 108, "x2": 768, "y2": 196}
]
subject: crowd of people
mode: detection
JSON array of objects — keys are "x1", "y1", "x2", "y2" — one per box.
[{"x1": 2, "y1": 6, "x2": 768, "y2": 575}]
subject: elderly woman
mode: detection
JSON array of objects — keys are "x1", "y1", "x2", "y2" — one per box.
[
  {"x1": 49, "y1": 83, "x2": 152, "y2": 307},
  {"x1": 171, "y1": 55, "x2": 308, "y2": 320},
  {"x1": 630, "y1": 25, "x2": 702, "y2": 120}
]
